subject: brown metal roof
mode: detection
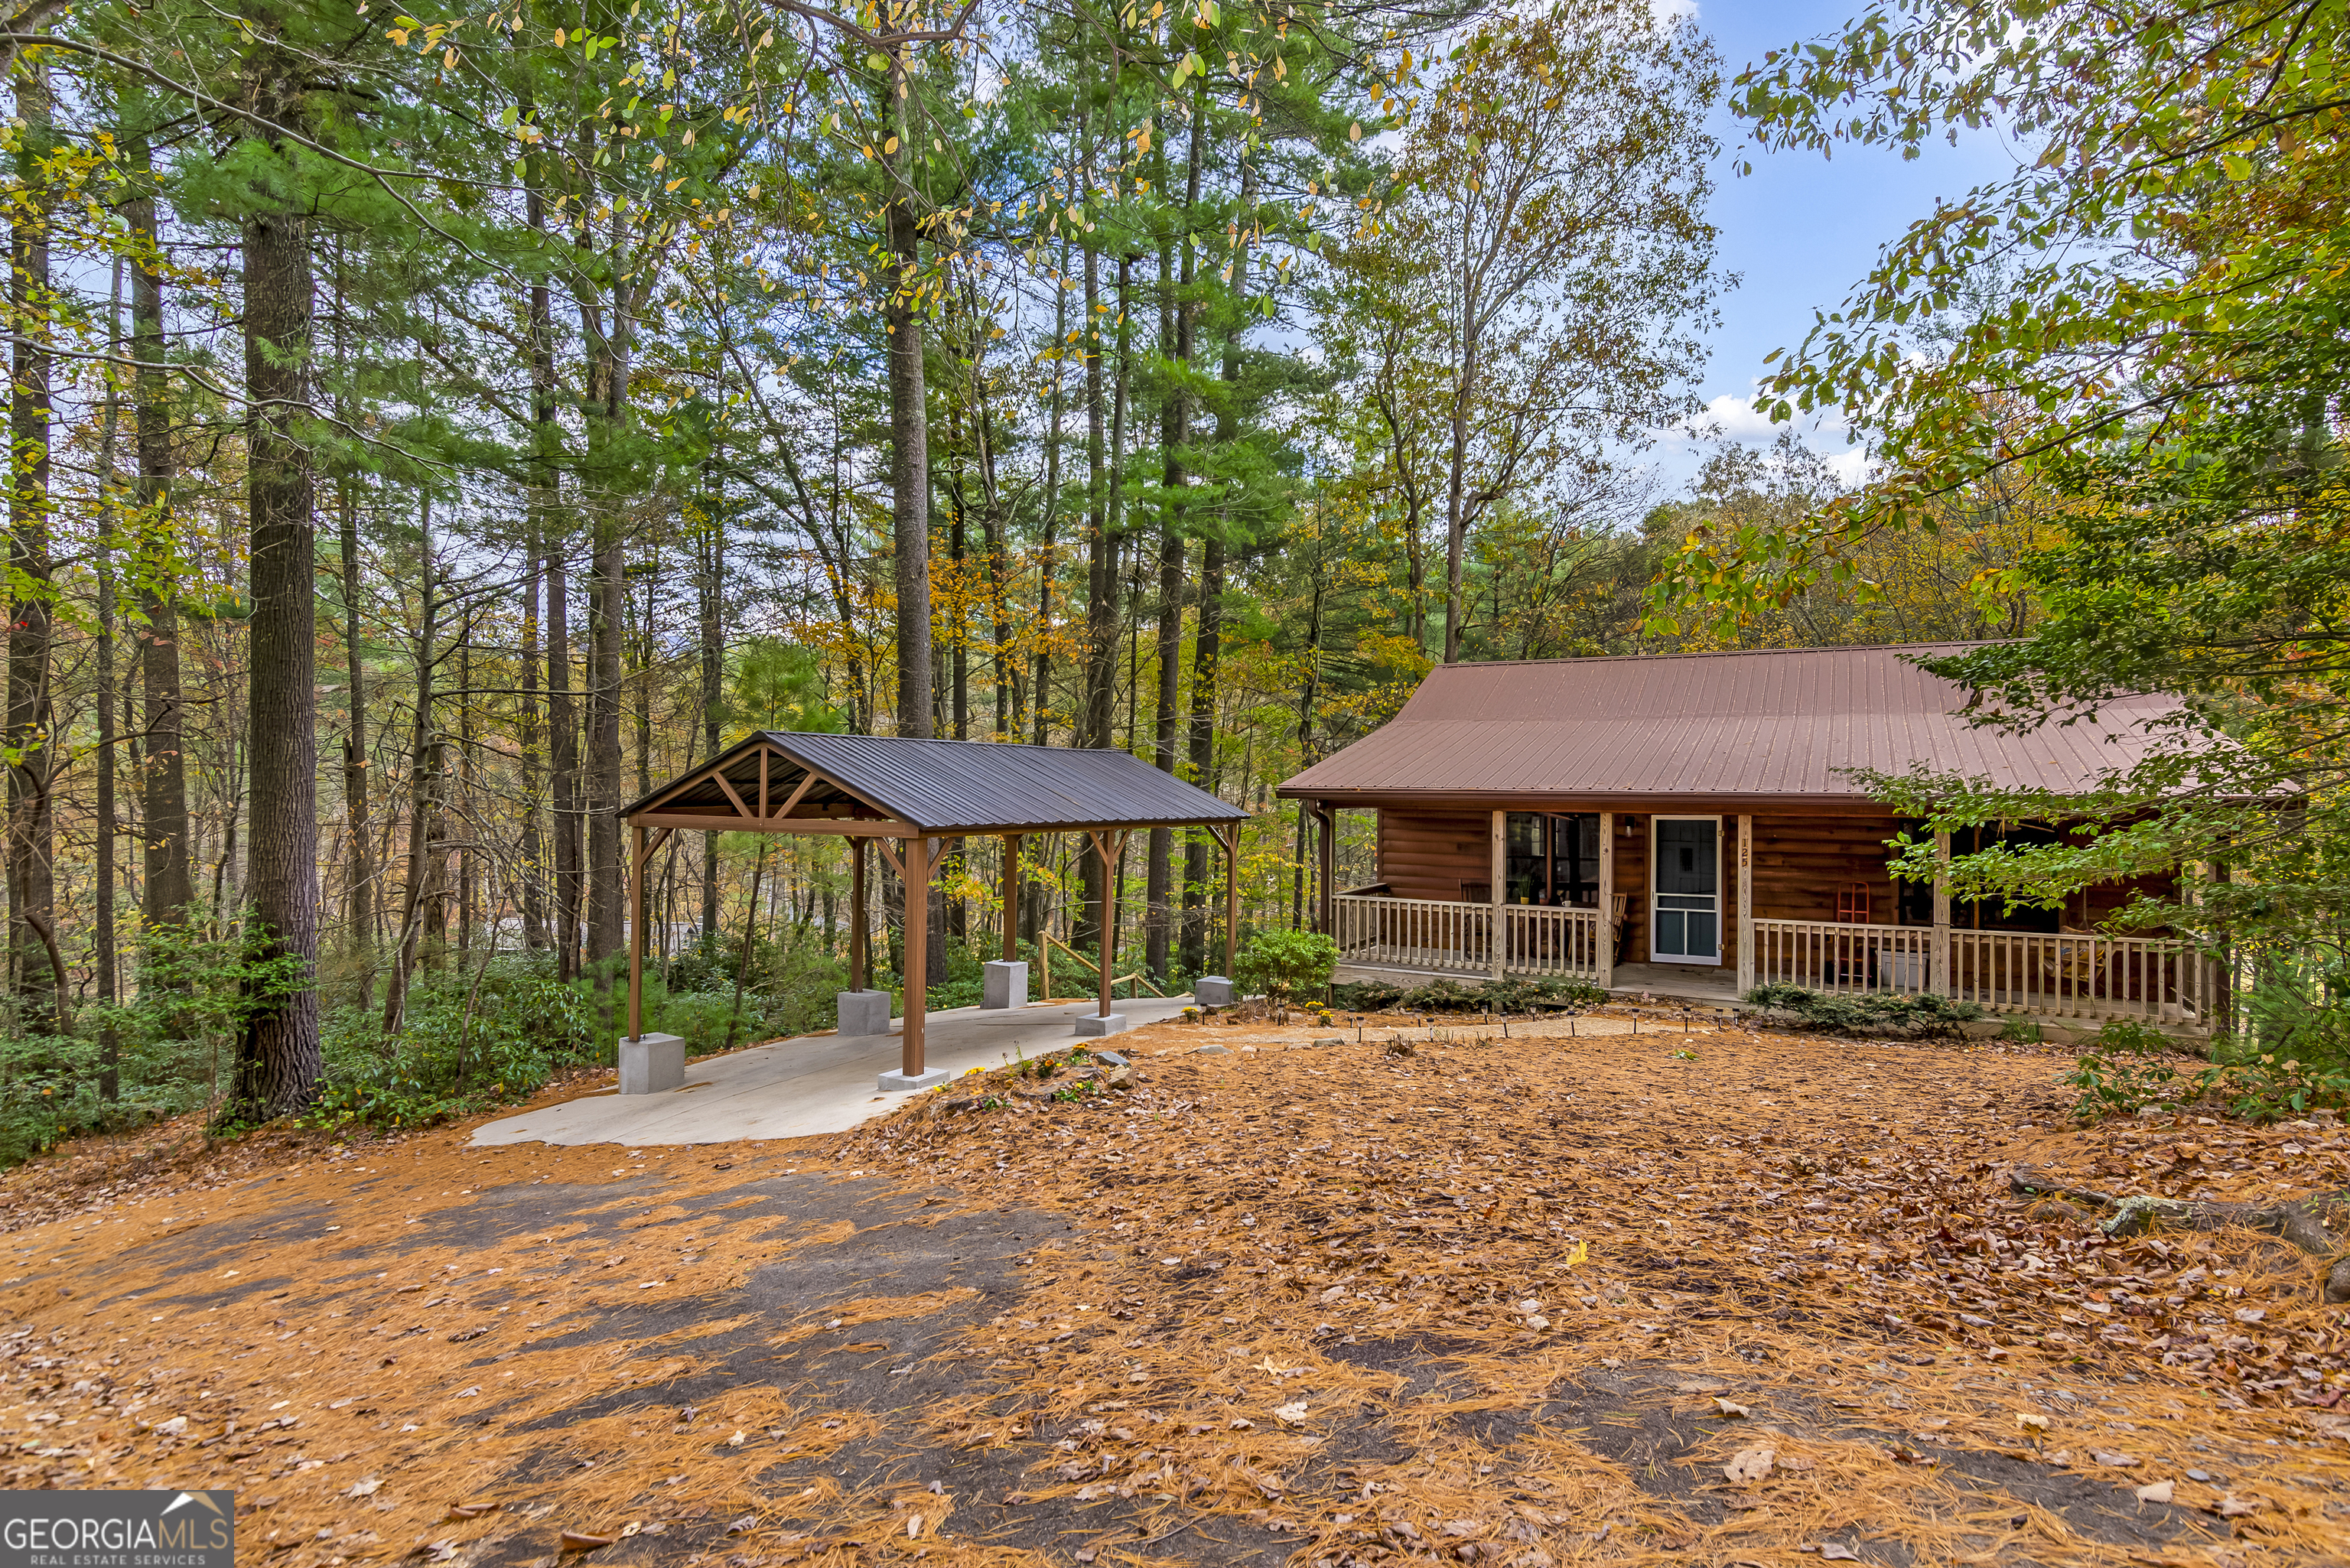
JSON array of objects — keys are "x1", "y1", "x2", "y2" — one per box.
[
  {"x1": 1278, "y1": 645, "x2": 2186, "y2": 805},
  {"x1": 626, "y1": 730, "x2": 1249, "y2": 835}
]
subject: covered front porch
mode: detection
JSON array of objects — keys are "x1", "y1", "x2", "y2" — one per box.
[{"x1": 1307, "y1": 805, "x2": 2214, "y2": 1030}]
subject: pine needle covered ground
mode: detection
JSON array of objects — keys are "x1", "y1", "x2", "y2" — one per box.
[{"x1": 2, "y1": 1013, "x2": 2346, "y2": 1568}]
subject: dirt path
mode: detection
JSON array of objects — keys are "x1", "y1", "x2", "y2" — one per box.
[{"x1": 2, "y1": 1017, "x2": 2345, "y2": 1567}]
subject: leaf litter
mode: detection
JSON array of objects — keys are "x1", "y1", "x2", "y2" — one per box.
[{"x1": 0, "y1": 1012, "x2": 2341, "y2": 1566}]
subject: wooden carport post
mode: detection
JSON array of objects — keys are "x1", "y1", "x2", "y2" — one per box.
[
  {"x1": 1088, "y1": 829, "x2": 1129, "y2": 1019},
  {"x1": 629, "y1": 823, "x2": 647, "y2": 1041},
  {"x1": 874, "y1": 833, "x2": 935, "y2": 1078},
  {"x1": 1001, "y1": 834, "x2": 1021, "y2": 961},
  {"x1": 848, "y1": 840, "x2": 867, "y2": 993},
  {"x1": 904, "y1": 836, "x2": 933, "y2": 1076}
]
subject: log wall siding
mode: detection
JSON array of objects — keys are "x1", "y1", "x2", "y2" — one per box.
[
  {"x1": 1376, "y1": 808, "x2": 1495, "y2": 903},
  {"x1": 1745, "y1": 813, "x2": 1905, "y2": 928}
]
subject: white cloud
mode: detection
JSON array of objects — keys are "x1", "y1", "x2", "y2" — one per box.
[
  {"x1": 1822, "y1": 447, "x2": 1874, "y2": 486},
  {"x1": 1678, "y1": 380, "x2": 1852, "y2": 446},
  {"x1": 1698, "y1": 390, "x2": 1782, "y2": 440}
]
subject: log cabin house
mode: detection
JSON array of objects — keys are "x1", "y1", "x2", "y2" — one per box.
[{"x1": 1276, "y1": 645, "x2": 2213, "y2": 1030}]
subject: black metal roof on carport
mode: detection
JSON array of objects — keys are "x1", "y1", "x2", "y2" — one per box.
[{"x1": 622, "y1": 730, "x2": 1249, "y2": 835}]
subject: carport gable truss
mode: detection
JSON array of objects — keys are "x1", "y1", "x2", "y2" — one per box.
[{"x1": 620, "y1": 730, "x2": 1251, "y2": 1081}]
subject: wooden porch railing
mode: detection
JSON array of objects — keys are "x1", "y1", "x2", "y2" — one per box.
[
  {"x1": 1750, "y1": 919, "x2": 1936, "y2": 999},
  {"x1": 1501, "y1": 903, "x2": 1603, "y2": 978},
  {"x1": 1945, "y1": 929, "x2": 2208, "y2": 1024},
  {"x1": 1336, "y1": 894, "x2": 2211, "y2": 1026},
  {"x1": 1333, "y1": 893, "x2": 1493, "y2": 976},
  {"x1": 1332, "y1": 893, "x2": 1600, "y2": 980}
]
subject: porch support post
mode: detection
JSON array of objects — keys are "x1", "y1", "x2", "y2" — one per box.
[
  {"x1": 1489, "y1": 809, "x2": 1507, "y2": 983},
  {"x1": 1736, "y1": 814, "x2": 1754, "y2": 997},
  {"x1": 1932, "y1": 829, "x2": 1952, "y2": 996},
  {"x1": 1597, "y1": 811, "x2": 1616, "y2": 991},
  {"x1": 1317, "y1": 805, "x2": 1336, "y2": 934}
]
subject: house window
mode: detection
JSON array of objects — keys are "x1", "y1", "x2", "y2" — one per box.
[
  {"x1": 1893, "y1": 821, "x2": 2062, "y2": 932},
  {"x1": 1505, "y1": 814, "x2": 1601, "y2": 906}
]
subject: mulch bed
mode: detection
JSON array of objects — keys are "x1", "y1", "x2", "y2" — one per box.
[{"x1": 2, "y1": 1012, "x2": 2345, "y2": 1567}]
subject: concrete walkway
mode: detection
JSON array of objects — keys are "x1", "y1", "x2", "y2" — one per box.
[{"x1": 468, "y1": 995, "x2": 1196, "y2": 1149}]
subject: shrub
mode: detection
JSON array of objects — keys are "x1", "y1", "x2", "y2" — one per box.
[
  {"x1": 1233, "y1": 929, "x2": 1340, "y2": 1018},
  {"x1": 1743, "y1": 983, "x2": 1984, "y2": 1037},
  {"x1": 312, "y1": 958, "x2": 594, "y2": 1129},
  {"x1": 1328, "y1": 974, "x2": 1608, "y2": 1014},
  {"x1": 2068, "y1": 1026, "x2": 2350, "y2": 1125}
]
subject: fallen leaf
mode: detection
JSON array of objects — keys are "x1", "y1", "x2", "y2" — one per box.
[
  {"x1": 2089, "y1": 1449, "x2": 2140, "y2": 1468},
  {"x1": 1818, "y1": 1546, "x2": 1860, "y2": 1562},
  {"x1": 2016, "y1": 1412, "x2": 2050, "y2": 1435},
  {"x1": 1712, "y1": 1396, "x2": 1750, "y2": 1418},
  {"x1": 724, "y1": 1514, "x2": 757, "y2": 1535},
  {"x1": 1724, "y1": 1446, "x2": 1775, "y2": 1485},
  {"x1": 726, "y1": 1430, "x2": 745, "y2": 1446},
  {"x1": 2134, "y1": 1480, "x2": 2175, "y2": 1504},
  {"x1": 2215, "y1": 1496, "x2": 2257, "y2": 1519},
  {"x1": 1271, "y1": 1400, "x2": 1308, "y2": 1424},
  {"x1": 558, "y1": 1531, "x2": 615, "y2": 1552}
]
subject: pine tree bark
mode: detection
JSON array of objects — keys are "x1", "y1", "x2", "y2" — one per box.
[
  {"x1": 232, "y1": 16, "x2": 323, "y2": 1115},
  {"x1": 698, "y1": 455, "x2": 723, "y2": 942},
  {"x1": 127, "y1": 138, "x2": 190, "y2": 935},
  {"x1": 382, "y1": 532, "x2": 437, "y2": 1033},
  {"x1": 1146, "y1": 181, "x2": 1193, "y2": 980},
  {"x1": 548, "y1": 539, "x2": 579, "y2": 979},
  {"x1": 96, "y1": 257, "x2": 123, "y2": 1098},
  {"x1": 1179, "y1": 117, "x2": 1226, "y2": 977},
  {"x1": 7, "y1": 60, "x2": 53, "y2": 1023},
  {"x1": 332, "y1": 247, "x2": 371, "y2": 1007},
  {"x1": 882, "y1": 53, "x2": 942, "y2": 984},
  {"x1": 521, "y1": 171, "x2": 556, "y2": 955}
]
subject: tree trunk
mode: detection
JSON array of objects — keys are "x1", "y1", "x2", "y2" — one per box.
[
  {"x1": 7, "y1": 60, "x2": 52, "y2": 1024},
  {"x1": 1147, "y1": 197, "x2": 1192, "y2": 981},
  {"x1": 382, "y1": 532, "x2": 438, "y2": 1034},
  {"x1": 1179, "y1": 124, "x2": 1229, "y2": 978},
  {"x1": 882, "y1": 56, "x2": 942, "y2": 981},
  {"x1": 588, "y1": 519, "x2": 624, "y2": 987},
  {"x1": 232, "y1": 34, "x2": 323, "y2": 1115},
  {"x1": 128, "y1": 143, "x2": 190, "y2": 936},
  {"x1": 699, "y1": 454, "x2": 724, "y2": 942},
  {"x1": 96, "y1": 256, "x2": 123, "y2": 1098},
  {"x1": 1031, "y1": 237, "x2": 1069, "y2": 753},
  {"x1": 520, "y1": 171, "x2": 556, "y2": 955},
  {"x1": 333, "y1": 246, "x2": 372, "y2": 1007},
  {"x1": 548, "y1": 541, "x2": 579, "y2": 979}
]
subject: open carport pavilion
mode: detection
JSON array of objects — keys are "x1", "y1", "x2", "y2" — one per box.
[{"x1": 619, "y1": 730, "x2": 1249, "y2": 1091}]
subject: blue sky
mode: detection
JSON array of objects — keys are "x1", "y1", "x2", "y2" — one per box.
[{"x1": 1656, "y1": 2, "x2": 2025, "y2": 486}]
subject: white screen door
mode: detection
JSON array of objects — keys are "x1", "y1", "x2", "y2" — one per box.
[{"x1": 1652, "y1": 818, "x2": 1720, "y2": 965}]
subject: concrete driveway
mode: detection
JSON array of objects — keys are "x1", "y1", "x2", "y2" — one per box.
[{"x1": 468, "y1": 995, "x2": 1195, "y2": 1148}]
